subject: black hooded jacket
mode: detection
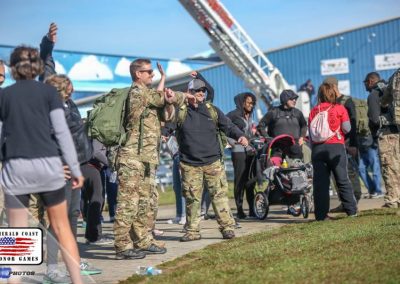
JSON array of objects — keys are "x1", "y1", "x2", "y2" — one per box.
[{"x1": 226, "y1": 93, "x2": 257, "y2": 152}]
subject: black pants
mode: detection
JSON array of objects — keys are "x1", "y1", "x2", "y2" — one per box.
[
  {"x1": 81, "y1": 164, "x2": 104, "y2": 242},
  {"x1": 231, "y1": 151, "x2": 255, "y2": 215},
  {"x1": 312, "y1": 143, "x2": 357, "y2": 220}
]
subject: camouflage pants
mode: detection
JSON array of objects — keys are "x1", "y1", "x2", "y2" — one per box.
[
  {"x1": 28, "y1": 194, "x2": 48, "y2": 228},
  {"x1": 180, "y1": 160, "x2": 235, "y2": 235},
  {"x1": 147, "y1": 171, "x2": 159, "y2": 231},
  {"x1": 378, "y1": 134, "x2": 400, "y2": 207},
  {"x1": 114, "y1": 159, "x2": 156, "y2": 253}
]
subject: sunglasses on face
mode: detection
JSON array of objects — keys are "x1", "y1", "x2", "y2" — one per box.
[
  {"x1": 190, "y1": 88, "x2": 206, "y2": 94},
  {"x1": 288, "y1": 97, "x2": 297, "y2": 101},
  {"x1": 138, "y1": 69, "x2": 154, "y2": 75}
]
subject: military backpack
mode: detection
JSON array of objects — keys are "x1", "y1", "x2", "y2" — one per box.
[
  {"x1": 176, "y1": 102, "x2": 228, "y2": 159},
  {"x1": 381, "y1": 68, "x2": 400, "y2": 127},
  {"x1": 337, "y1": 95, "x2": 371, "y2": 137},
  {"x1": 87, "y1": 87, "x2": 130, "y2": 146}
]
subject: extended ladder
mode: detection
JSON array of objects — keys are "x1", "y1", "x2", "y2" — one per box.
[{"x1": 178, "y1": 0, "x2": 291, "y2": 112}]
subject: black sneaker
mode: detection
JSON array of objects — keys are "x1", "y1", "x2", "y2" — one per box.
[
  {"x1": 329, "y1": 205, "x2": 345, "y2": 213},
  {"x1": 237, "y1": 211, "x2": 247, "y2": 219},
  {"x1": 222, "y1": 230, "x2": 235, "y2": 239},
  {"x1": 115, "y1": 249, "x2": 146, "y2": 260},
  {"x1": 139, "y1": 244, "x2": 167, "y2": 254}
]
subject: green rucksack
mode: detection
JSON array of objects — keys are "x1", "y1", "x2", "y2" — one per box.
[
  {"x1": 176, "y1": 102, "x2": 228, "y2": 159},
  {"x1": 87, "y1": 87, "x2": 130, "y2": 146},
  {"x1": 337, "y1": 95, "x2": 370, "y2": 137}
]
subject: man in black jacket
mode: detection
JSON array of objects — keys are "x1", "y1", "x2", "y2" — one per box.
[
  {"x1": 173, "y1": 77, "x2": 248, "y2": 242},
  {"x1": 366, "y1": 71, "x2": 400, "y2": 208},
  {"x1": 226, "y1": 92, "x2": 257, "y2": 219}
]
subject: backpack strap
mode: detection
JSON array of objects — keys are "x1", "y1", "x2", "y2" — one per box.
[{"x1": 205, "y1": 102, "x2": 226, "y2": 162}]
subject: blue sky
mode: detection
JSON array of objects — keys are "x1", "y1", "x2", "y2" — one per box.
[{"x1": 1, "y1": 0, "x2": 399, "y2": 60}]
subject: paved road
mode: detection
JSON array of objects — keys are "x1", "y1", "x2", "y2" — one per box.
[{"x1": 12, "y1": 196, "x2": 384, "y2": 283}]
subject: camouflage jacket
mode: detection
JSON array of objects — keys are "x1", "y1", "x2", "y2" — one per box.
[{"x1": 118, "y1": 83, "x2": 185, "y2": 165}]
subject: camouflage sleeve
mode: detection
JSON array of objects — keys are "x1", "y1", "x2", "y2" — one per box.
[
  {"x1": 172, "y1": 91, "x2": 187, "y2": 107},
  {"x1": 146, "y1": 88, "x2": 166, "y2": 108}
]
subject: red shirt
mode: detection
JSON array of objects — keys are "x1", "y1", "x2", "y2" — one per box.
[{"x1": 308, "y1": 102, "x2": 349, "y2": 145}]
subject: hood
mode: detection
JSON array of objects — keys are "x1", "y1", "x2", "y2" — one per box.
[{"x1": 233, "y1": 92, "x2": 257, "y2": 115}]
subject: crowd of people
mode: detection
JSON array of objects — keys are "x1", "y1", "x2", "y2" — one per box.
[{"x1": 0, "y1": 23, "x2": 399, "y2": 283}]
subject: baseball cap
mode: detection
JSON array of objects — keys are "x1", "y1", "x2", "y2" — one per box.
[
  {"x1": 188, "y1": 79, "x2": 206, "y2": 90},
  {"x1": 279, "y1": 89, "x2": 298, "y2": 105},
  {"x1": 323, "y1": 76, "x2": 338, "y2": 86}
]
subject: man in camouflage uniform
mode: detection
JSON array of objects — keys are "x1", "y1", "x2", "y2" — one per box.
[
  {"x1": 174, "y1": 78, "x2": 249, "y2": 242},
  {"x1": 114, "y1": 59, "x2": 186, "y2": 259},
  {"x1": 367, "y1": 71, "x2": 400, "y2": 208},
  {"x1": 323, "y1": 77, "x2": 362, "y2": 213}
]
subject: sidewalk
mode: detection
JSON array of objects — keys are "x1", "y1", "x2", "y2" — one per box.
[{"x1": 14, "y1": 196, "x2": 385, "y2": 283}]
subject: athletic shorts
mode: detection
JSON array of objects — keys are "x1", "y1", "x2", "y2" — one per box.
[{"x1": 4, "y1": 187, "x2": 66, "y2": 209}]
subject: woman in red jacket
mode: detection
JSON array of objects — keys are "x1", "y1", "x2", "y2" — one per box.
[{"x1": 308, "y1": 83, "x2": 357, "y2": 220}]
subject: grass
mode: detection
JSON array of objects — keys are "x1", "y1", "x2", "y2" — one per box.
[{"x1": 120, "y1": 208, "x2": 400, "y2": 284}]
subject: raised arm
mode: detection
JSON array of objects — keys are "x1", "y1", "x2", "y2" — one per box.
[{"x1": 39, "y1": 23, "x2": 58, "y2": 82}]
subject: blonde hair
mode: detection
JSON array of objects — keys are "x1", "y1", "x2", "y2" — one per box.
[
  {"x1": 9, "y1": 46, "x2": 44, "y2": 80},
  {"x1": 318, "y1": 83, "x2": 338, "y2": 104},
  {"x1": 45, "y1": 74, "x2": 73, "y2": 101}
]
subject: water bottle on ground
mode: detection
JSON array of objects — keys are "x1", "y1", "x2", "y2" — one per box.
[{"x1": 136, "y1": 266, "x2": 162, "y2": 276}]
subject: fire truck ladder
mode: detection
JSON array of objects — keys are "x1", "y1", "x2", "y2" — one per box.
[{"x1": 178, "y1": 0, "x2": 290, "y2": 112}]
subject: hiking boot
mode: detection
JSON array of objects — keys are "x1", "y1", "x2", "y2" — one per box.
[
  {"x1": 115, "y1": 249, "x2": 146, "y2": 260},
  {"x1": 382, "y1": 203, "x2": 398, "y2": 208},
  {"x1": 139, "y1": 243, "x2": 167, "y2": 254},
  {"x1": 43, "y1": 269, "x2": 71, "y2": 284},
  {"x1": 85, "y1": 237, "x2": 113, "y2": 245},
  {"x1": 80, "y1": 260, "x2": 102, "y2": 275},
  {"x1": 180, "y1": 233, "x2": 202, "y2": 242},
  {"x1": 330, "y1": 205, "x2": 345, "y2": 213},
  {"x1": 221, "y1": 230, "x2": 235, "y2": 239}
]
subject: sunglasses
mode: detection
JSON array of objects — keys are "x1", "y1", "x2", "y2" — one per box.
[
  {"x1": 190, "y1": 88, "x2": 206, "y2": 94},
  {"x1": 138, "y1": 69, "x2": 154, "y2": 75},
  {"x1": 288, "y1": 97, "x2": 297, "y2": 101}
]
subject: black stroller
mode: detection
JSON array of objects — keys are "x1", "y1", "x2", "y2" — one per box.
[{"x1": 252, "y1": 134, "x2": 313, "y2": 219}]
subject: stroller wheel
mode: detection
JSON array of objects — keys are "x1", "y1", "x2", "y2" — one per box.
[
  {"x1": 254, "y1": 192, "x2": 269, "y2": 220},
  {"x1": 301, "y1": 196, "x2": 310, "y2": 219}
]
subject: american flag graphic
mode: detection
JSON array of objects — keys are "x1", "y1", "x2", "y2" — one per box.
[{"x1": 0, "y1": 237, "x2": 36, "y2": 256}]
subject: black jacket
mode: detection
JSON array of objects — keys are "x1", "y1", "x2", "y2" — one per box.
[
  {"x1": 257, "y1": 106, "x2": 307, "y2": 140},
  {"x1": 39, "y1": 33, "x2": 92, "y2": 164},
  {"x1": 226, "y1": 92, "x2": 257, "y2": 137},
  {"x1": 178, "y1": 102, "x2": 244, "y2": 166}
]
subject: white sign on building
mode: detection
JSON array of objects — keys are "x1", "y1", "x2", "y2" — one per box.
[
  {"x1": 338, "y1": 80, "x2": 351, "y2": 96},
  {"x1": 320, "y1": 58, "x2": 349, "y2": 75},
  {"x1": 375, "y1": 53, "x2": 400, "y2": 71}
]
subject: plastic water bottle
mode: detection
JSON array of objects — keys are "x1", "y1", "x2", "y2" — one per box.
[{"x1": 136, "y1": 266, "x2": 162, "y2": 276}]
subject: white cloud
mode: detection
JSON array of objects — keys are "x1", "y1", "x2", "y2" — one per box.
[
  {"x1": 55, "y1": 61, "x2": 67, "y2": 74},
  {"x1": 114, "y1": 57, "x2": 131, "y2": 77},
  {"x1": 68, "y1": 55, "x2": 113, "y2": 81},
  {"x1": 166, "y1": 60, "x2": 192, "y2": 77}
]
